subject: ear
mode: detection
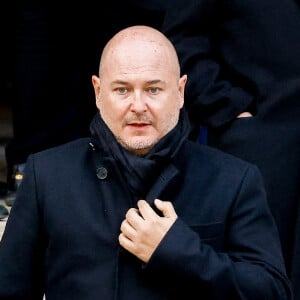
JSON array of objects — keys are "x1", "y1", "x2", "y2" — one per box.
[
  {"x1": 178, "y1": 74, "x2": 187, "y2": 108},
  {"x1": 92, "y1": 75, "x2": 101, "y2": 107}
]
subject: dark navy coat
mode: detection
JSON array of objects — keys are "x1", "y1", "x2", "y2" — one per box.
[{"x1": 0, "y1": 137, "x2": 292, "y2": 299}]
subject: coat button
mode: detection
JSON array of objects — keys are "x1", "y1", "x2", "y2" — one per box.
[{"x1": 96, "y1": 167, "x2": 108, "y2": 180}]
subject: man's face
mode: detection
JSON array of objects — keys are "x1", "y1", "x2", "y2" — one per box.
[{"x1": 93, "y1": 38, "x2": 186, "y2": 155}]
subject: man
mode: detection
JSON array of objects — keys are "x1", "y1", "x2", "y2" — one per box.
[
  {"x1": 0, "y1": 26, "x2": 292, "y2": 299},
  {"x1": 161, "y1": 0, "x2": 300, "y2": 297}
]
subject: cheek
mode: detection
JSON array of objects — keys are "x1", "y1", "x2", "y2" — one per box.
[
  {"x1": 162, "y1": 98, "x2": 182, "y2": 115},
  {"x1": 100, "y1": 103, "x2": 114, "y2": 119},
  {"x1": 100, "y1": 102, "x2": 126, "y2": 126}
]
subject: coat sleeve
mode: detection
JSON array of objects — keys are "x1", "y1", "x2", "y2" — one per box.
[
  {"x1": 0, "y1": 155, "x2": 45, "y2": 299},
  {"x1": 161, "y1": 0, "x2": 254, "y2": 129},
  {"x1": 146, "y1": 165, "x2": 292, "y2": 299}
]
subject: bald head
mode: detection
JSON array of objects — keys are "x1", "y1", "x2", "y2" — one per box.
[
  {"x1": 99, "y1": 25, "x2": 181, "y2": 79},
  {"x1": 92, "y1": 25, "x2": 187, "y2": 155}
]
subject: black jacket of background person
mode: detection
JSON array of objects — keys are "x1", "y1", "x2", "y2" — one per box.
[{"x1": 162, "y1": 0, "x2": 300, "y2": 298}]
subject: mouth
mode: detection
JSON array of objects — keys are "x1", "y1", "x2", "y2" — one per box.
[
  {"x1": 127, "y1": 123, "x2": 150, "y2": 130},
  {"x1": 127, "y1": 119, "x2": 152, "y2": 126}
]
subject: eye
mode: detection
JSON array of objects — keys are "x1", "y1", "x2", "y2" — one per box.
[
  {"x1": 149, "y1": 87, "x2": 159, "y2": 95},
  {"x1": 117, "y1": 87, "x2": 127, "y2": 95}
]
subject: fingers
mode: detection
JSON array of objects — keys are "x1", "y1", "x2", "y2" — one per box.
[
  {"x1": 120, "y1": 199, "x2": 177, "y2": 237},
  {"x1": 237, "y1": 111, "x2": 253, "y2": 118},
  {"x1": 154, "y1": 199, "x2": 177, "y2": 220},
  {"x1": 120, "y1": 218, "x2": 136, "y2": 241},
  {"x1": 119, "y1": 231, "x2": 134, "y2": 251},
  {"x1": 135, "y1": 199, "x2": 178, "y2": 220},
  {"x1": 137, "y1": 200, "x2": 157, "y2": 220},
  {"x1": 119, "y1": 209, "x2": 140, "y2": 252},
  {"x1": 125, "y1": 207, "x2": 142, "y2": 228}
]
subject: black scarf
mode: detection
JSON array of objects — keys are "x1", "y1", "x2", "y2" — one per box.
[{"x1": 90, "y1": 109, "x2": 191, "y2": 199}]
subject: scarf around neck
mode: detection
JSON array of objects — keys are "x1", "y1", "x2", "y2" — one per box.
[{"x1": 90, "y1": 109, "x2": 191, "y2": 199}]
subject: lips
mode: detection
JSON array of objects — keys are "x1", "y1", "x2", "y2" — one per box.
[
  {"x1": 128, "y1": 122, "x2": 150, "y2": 126},
  {"x1": 127, "y1": 123, "x2": 150, "y2": 130}
]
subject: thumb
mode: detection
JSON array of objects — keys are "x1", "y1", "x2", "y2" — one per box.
[{"x1": 154, "y1": 199, "x2": 177, "y2": 220}]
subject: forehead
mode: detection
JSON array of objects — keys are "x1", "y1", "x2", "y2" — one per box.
[{"x1": 101, "y1": 39, "x2": 177, "y2": 80}]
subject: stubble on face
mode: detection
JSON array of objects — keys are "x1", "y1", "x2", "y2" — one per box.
[{"x1": 115, "y1": 108, "x2": 180, "y2": 156}]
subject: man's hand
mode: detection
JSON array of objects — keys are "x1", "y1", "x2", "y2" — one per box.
[{"x1": 119, "y1": 199, "x2": 178, "y2": 263}]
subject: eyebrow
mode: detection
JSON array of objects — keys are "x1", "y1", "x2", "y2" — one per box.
[
  {"x1": 147, "y1": 80, "x2": 164, "y2": 85},
  {"x1": 111, "y1": 80, "x2": 128, "y2": 85},
  {"x1": 111, "y1": 79, "x2": 164, "y2": 85}
]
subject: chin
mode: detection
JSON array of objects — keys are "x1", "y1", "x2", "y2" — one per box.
[{"x1": 123, "y1": 138, "x2": 155, "y2": 155}]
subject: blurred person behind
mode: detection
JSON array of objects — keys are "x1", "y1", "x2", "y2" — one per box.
[{"x1": 162, "y1": 0, "x2": 300, "y2": 297}]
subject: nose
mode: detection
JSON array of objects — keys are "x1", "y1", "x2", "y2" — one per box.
[{"x1": 130, "y1": 92, "x2": 147, "y2": 112}]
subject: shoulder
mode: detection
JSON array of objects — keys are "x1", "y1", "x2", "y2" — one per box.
[
  {"x1": 179, "y1": 140, "x2": 262, "y2": 180},
  {"x1": 27, "y1": 137, "x2": 91, "y2": 165}
]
